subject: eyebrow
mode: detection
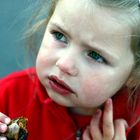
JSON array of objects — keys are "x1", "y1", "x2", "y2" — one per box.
[
  {"x1": 49, "y1": 22, "x2": 70, "y2": 38},
  {"x1": 49, "y1": 22, "x2": 119, "y2": 63}
]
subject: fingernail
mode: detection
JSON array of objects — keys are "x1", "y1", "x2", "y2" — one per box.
[
  {"x1": 4, "y1": 118, "x2": 11, "y2": 124},
  {"x1": 107, "y1": 98, "x2": 112, "y2": 105}
]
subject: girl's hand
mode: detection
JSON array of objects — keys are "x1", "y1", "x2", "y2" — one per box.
[
  {"x1": 82, "y1": 98, "x2": 128, "y2": 140},
  {"x1": 0, "y1": 112, "x2": 11, "y2": 140}
]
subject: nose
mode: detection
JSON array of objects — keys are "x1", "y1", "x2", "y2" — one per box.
[{"x1": 56, "y1": 56, "x2": 78, "y2": 76}]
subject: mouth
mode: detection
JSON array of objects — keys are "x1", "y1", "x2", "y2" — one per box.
[{"x1": 48, "y1": 75, "x2": 74, "y2": 95}]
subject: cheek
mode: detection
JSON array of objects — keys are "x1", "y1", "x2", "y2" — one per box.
[
  {"x1": 79, "y1": 76, "x2": 109, "y2": 105},
  {"x1": 36, "y1": 47, "x2": 53, "y2": 77},
  {"x1": 78, "y1": 70, "x2": 124, "y2": 106},
  {"x1": 36, "y1": 41, "x2": 56, "y2": 67},
  {"x1": 36, "y1": 50, "x2": 48, "y2": 68}
]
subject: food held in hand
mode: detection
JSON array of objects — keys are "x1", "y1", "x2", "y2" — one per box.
[{"x1": 4, "y1": 117, "x2": 28, "y2": 140}]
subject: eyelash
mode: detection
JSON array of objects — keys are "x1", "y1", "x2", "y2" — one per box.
[
  {"x1": 51, "y1": 31, "x2": 67, "y2": 43},
  {"x1": 87, "y1": 50, "x2": 107, "y2": 64}
]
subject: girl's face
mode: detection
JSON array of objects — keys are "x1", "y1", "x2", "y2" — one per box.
[{"x1": 36, "y1": 0, "x2": 134, "y2": 115}]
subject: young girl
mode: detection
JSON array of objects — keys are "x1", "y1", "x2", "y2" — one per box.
[{"x1": 0, "y1": 0, "x2": 140, "y2": 139}]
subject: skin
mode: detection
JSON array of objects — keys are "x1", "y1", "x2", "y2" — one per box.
[
  {"x1": 0, "y1": 0, "x2": 134, "y2": 139},
  {"x1": 36, "y1": 0, "x2": 134, "y2": 114}
]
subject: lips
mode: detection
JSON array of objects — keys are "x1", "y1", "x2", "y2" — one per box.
[{"x1": 48, "y1": 75, "x2": 74, "y2": 95}]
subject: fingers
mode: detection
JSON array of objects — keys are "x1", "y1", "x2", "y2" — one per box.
[
  {"x1": 0, "y1": 136, "x2": 7, "y2": 140},
  {"x1": 114, "y1": 119, "x2": 128, "y2": 140},
  {"x1": 0, "y1": 112, "x2": 11, "y2": 124},
  {"x1": 0, "y1": 122, "x2": 7, "y2": 133},
  {"x1": 82, "y1": 110, "x2": 102, "y2": 140},
  {"x1": 0, "y1": 112, "x2": 11, "y2": 133},
  {"x1": 83, "y1": 99, "x2": 114, "y2": 140},
  {"x1": 82, "y1": 127, "x2": 91, "y2": 140},
  {"x1": 82, "y1": 98, "x2": 127, "y2": 140},
  {"x1": 90, "y1": 110, "x2": 102, "y2": 139},
  {"x1": 88, "y1": 99, "x2": 114, "y2": 140},
  {"x1": 103, "y1": 98, "x2": 114, "y2": 139},
  {"x1": 103, "y1": 99, "x2": 128, "y2": 140}
]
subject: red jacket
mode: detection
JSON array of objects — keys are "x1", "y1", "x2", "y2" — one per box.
[{"x1": 0, "y1": 68, "x2": 140, "y2": 140}]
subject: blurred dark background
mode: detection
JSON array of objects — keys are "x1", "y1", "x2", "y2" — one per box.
[{"x1": 0, "y1": 0, "x2": 35, "y2": 78}]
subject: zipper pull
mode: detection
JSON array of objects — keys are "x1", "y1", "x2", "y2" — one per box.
[{"x1": 76, "y1": 129, "x2": 82, "y2": 140}]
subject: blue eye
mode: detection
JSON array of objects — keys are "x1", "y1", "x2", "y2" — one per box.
[
  {"x1": 88, "y1": 51, "x2": 107, "y2": 63},
  {"x1": 52, "y1": 31, "x2": 67, "y2": 43}
]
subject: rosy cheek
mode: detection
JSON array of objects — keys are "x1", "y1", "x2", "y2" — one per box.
[
  {"x1": 82, "y1": 84, "x2": 97, "y2": 96},
  {"x1": 81, "y1": 79, "x2": 96, "y2": 95},
  {"x1": 37, "y1": 53, "x2": 47, "y2": 65},
  {"x1": 80, "y1": 77, "x2": 105, "y2": 97}
]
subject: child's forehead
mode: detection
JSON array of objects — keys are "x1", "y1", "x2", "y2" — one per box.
[
  {"x1": 56, "y1": 0, "x2": 94, "y2": 11},
  {"x1": 55, "y1": 0, "x2": 122, "y2": 23},
  {"x1": 53, "y1": 0, "x2": 131, "y2": 36}
]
